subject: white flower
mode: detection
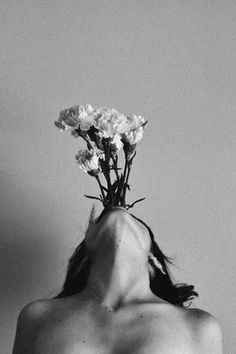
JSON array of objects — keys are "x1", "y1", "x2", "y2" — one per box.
[
  {"x1": 56, "y1": 105, "x2": 81, "y2": 131},
  {"x1": 85, "y1": 104, "x2": 94, "y2": 114},
  {"x1": 55, "y1": 104, "x2": 95, "y2": 133},
  {"x1": 79, "y1": 104, "x2": 95, "y2": 131},
  {"x1": 127, "y1": 114, "x2": 146, "y2": 129},
  {"x1": 75, "y1": 148, "x2": 103, "y2": 175},
  {"x1": 122, "y1": 126, "x2": 144, "y2": 145},
  {"x1": 110, "y1": 133, "x2": 123, "y2": 151},
  {"x1": 121, "y1": 114, "x2": 146, "y2": 145},
  {"x1": 93, "y1": 108, "x2": 128, "y2": 138}
]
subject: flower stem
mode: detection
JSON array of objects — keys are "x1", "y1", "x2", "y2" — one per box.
[
  {"x1": 79, "y1": 132, "x2": 93, "y2": 150},
  {"x1": 95, "y1": 175, "x2": 106, "y2": 204},
  {"x1": 101, "y1": 139, "x2": 114, "y2": 205},
  {"x1": 119, "y1": 155, "x2": 129, "y2": 206},
  {"x1": 106, "y1": 143, "x2": 112, "y2": 190},
  {"x1": 122, "y1": 161, "x2": 132, "y2": 206},
  {"x1": 111, "y1": 153, "x2": 119, "y2": 180}
]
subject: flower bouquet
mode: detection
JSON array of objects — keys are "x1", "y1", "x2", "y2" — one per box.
[{"x1": 54, "y1": 104, "x2": 147, "y2": 211}]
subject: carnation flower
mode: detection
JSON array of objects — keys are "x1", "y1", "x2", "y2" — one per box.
[
  {"x1": 110, "y1": 133, "x2": 123, "y2": 151},
  {"x1": 121, "y1": 114, "x2": 146, "y2": 145},
  {"x1": 127, "y1": 114, "x2": 146, "y2": 128},
  {"x1": 55, "y1": 103, "x2": 146, "y2": 209},
  {"x1": 75, "y1": 148, "x2": 103, "y2": 176},
  {"x1": 122, "y1": 126, "x2": 144, "y2": 145},
  {"x1": 56, "y1": 105, "x2": 81, "y2": 131},
  {"x1": 79, "y1": 104, "x2": 95, "y2": 131},
  {"x1": 93, "y1": 108, "x2": 128, "y2": 138},
  {"x1": 55, "y1": 104, "x2": 95, "y2": 134}
]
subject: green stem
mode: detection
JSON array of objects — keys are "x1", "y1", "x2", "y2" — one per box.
[
  {"x1": 106, "y1": 144, "x2": 112, "y2": 190},
  {"x1": 100, "y1": 140, "x2": 113, "y2": 205},
  {"x1": 80, "y1": 133, "x2": 93, "y2": 150},
  {"x1": 119, "y1": 156, "x2": 128, "y2": 206},
  {"x1": 95, "y1": 175, "x2": 106, "y2": 204},
  {"x1": 107, "y1": 143, "x2": 115, "y2": 205},
  {"x1": 111, "y1": 153, "x2": 119, "y2": 180},
  {"x1": 122, "y1": 161, "x2": 132, "y2": 206}
]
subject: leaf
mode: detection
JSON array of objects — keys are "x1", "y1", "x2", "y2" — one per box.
[
  {"x1": 84, "y1": 194, "x2": 103, "y2": 202},
  {"x1": 112, "y1": 180, "x2": 119, "y2": 193},
  {"x1": 125, "y1": 183, "x2": 130, "y2": 191},
  {"x1": 101, "y1": 186, "x2": 108, "y2": 192},
  {"x1": 109, "y1": 166, "x2": 122, "y2": 171},
  {"x1": 126, "y1": 197, "x2": 146, "y2": 210},
  {"x1": 142, "y1": 120, "x2": 148, "y2": 128},
  {"x1": 129, "y1": 150, "x2": 137, "y2": 165}
]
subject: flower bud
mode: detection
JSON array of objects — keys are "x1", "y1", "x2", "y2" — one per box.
[{"x1": 123, "y1": 142, "x2": 137, "y2": 160}]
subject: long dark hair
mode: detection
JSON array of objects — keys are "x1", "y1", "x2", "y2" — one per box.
[{"x1": 54, "y1": 208, "x2": 199, "y2": 308}]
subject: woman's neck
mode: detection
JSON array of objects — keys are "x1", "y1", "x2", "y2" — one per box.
[
  {"x1": 85, "y1": 247, "x2": 154, "y2": 310},
  {"x1": 82, "y1": 208, "x2": 157, "y2": 310}
]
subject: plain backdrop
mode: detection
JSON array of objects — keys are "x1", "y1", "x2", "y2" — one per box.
[{"x1": 1, "y1": 1, "x2": 235, "y2": 353}]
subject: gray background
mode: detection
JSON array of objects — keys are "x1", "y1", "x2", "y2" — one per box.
[{"x1": 1, "y1": 1, "x2": 235, "y2": 353}]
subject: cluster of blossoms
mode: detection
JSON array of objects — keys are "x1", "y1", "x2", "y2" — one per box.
[{"x1": 55, "y1": 104, "x2": 147, "y2": 209}]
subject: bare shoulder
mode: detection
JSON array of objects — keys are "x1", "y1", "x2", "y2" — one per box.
[
  {"x1": 186, "y1": 307, "x2": 224, "y2": 353},
  {"x1": 16, "y1": 298, "x2": 54, "y2": 327},
  {"x1": 20, "y1": 298, "x2": 52, "y2": 317},
  {"x1": 12, "y1": 298, "x2": 53, "y2": 354}
]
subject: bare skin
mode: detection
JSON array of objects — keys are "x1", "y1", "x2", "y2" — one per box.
[{"x1": 13, "y1": 207, "x2": 223, "y2": 353}]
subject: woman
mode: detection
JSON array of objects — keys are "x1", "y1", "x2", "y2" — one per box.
[{"x1": 12, "y1": 207, "x2": 223, "y2": 353}]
